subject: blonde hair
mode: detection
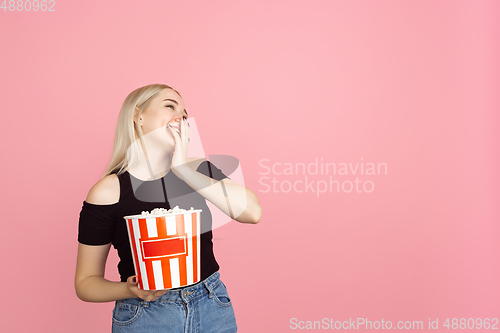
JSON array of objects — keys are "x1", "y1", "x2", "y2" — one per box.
[{"x1": 101, "y1": 83, "x2": 184, "y2": 178}]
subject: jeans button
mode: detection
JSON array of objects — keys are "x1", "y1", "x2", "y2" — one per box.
[{"x1": 183, "y1": 291, "x2": 188, "y2": 297}]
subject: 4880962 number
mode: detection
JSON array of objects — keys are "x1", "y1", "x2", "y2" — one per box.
[
  {"x1": 1, "y1": 0, "x2": 56, "y2": 11},
  {"x1": 443, "y1": 318, "x2": 498, "y2": 330}
]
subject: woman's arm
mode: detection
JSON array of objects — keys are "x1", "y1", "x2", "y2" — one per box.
[
  {"x1": 168, "y1": 121, "x2": 262, "y2": 223},
  {"x1": 173, "y1": 161, "x2": 263, "y2": 224},
  {"x1": 75, "y1": 175, "x2": 167, "y2": 303},
  {"x1": 75, "y1": 242, "x2": 134, "y2": 302}
]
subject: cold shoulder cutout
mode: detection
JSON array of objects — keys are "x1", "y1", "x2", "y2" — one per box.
[{"x1": 86, "y1": 174, "x2": 120, "y2": 205}]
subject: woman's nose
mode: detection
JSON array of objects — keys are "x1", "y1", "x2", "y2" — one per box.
[
  {"x1": 169, "y1": 114, "x2": 181, "y2": 122},
  {"x1": 168, "y1": 117, "x2": 182, "y2": 129}
]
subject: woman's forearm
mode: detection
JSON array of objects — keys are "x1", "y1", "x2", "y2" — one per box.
[
  {"x1": 174, "y1": 165, "x2": 262, "y2": 224},
  {"x1": 76, "y1": 276, "x2": 133, "y2": 303}
]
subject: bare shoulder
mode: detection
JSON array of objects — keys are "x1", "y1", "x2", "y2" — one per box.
[{"x1": 86, "y1": 174, "x2": 120, "y2": 205}]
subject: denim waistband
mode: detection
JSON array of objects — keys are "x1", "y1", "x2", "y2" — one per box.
[{"x1": 144, "y1": 271, "x2": 221, "y2": 304}]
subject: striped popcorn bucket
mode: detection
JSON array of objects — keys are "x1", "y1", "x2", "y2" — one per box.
[{"x1": 123, "y1": 209, "x2": 202, "y2": 290}]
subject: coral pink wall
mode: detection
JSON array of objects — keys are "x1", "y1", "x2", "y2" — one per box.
[{"x1": 0, "y1": 0, "x2": 498, "y2": 331}]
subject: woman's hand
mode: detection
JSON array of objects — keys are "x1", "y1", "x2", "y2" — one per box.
[
  {"x1": 168, "y1": 118, "x2": 191, "y2": 176},
  {"x1": 126, "y1": 275, "x2": 168, "y2": 301}
]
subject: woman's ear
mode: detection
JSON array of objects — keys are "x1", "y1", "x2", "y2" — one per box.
[{"x1": 133, "y1": 107, "x2": 142, "y2": 125}]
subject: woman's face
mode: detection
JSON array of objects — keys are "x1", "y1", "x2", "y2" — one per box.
[{"x1": 135, "y1": 88, "x2": 187, "y2": 137}]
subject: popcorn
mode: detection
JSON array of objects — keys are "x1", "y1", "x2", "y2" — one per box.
[
  {"x1": 141, "y1": 206, "x2": 195, "y2": 216},
  {"x1": 124, "y1": 206, "x2": 202, "y2": 290}
]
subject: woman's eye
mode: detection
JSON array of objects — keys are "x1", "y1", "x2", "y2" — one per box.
[{"x1": 166, "y1": 105, "x2": 175, "y2": 109}]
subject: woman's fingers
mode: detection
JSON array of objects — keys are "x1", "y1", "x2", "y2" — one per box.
[
  {"x1": 142, "y1": 289, "x2": 168, "y2": 302},
  {"x1": 185, "y1": 118, "x2": 191, "y2": 140},
  {"x1": 168, "y1": 124, "x2": 182, "y2": 145},
  {"x1": 151, "y1": 290, "x2": 168, "y2": 301},
  {"x1": 168, "y1": 119, "x2": 189, "y2": 173},
  {"x1": 126, "y1": 275, "x2": 171, "y2": 301},
  {"x1": 168, "y1": 124, "x2": 180, "y2": 136},
  {"x1": 168, "y1": 119, "x2": 189, "y2": 142},
  {"x1": 156, "y1": 290, "x2": 168, "y2": 297}
]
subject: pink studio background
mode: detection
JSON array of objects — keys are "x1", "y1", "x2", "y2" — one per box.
[{"x1": 1, "y1": 0, "x2": 499, "y2": 332}]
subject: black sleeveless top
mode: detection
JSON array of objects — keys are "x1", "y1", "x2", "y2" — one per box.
[{"x1": 78, "y1": 161, "x2": 229, "y2": 282}]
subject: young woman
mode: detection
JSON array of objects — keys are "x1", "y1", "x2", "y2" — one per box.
[{"x1": 75, "y1": 83, "x2": 262, "y2": 332}]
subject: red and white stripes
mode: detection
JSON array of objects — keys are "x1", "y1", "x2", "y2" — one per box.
[{"x1": 124, "y1": 210, "x2": 201, "y2": 290}]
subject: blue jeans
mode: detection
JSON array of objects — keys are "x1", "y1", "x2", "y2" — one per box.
[{"x1": 111, "y1": 271, "x2": 237, "y2": 332}]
